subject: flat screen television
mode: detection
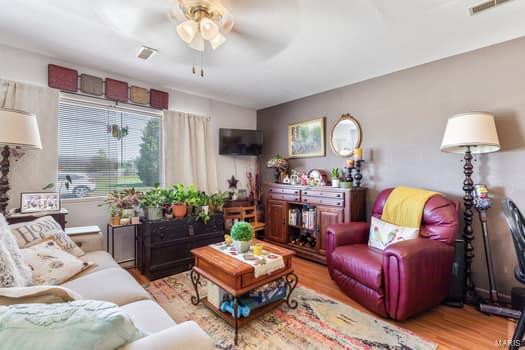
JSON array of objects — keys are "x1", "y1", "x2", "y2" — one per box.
[{"x1": 219, "y1": 128, "x2": 263, "y2": 156}]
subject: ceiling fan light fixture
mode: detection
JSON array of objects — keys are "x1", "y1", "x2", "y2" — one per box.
[
  {"x1": 176, "y1": 20, "x2": 198, "y2": 43},
  {"x1": 199, "y1": 17, "x2": 219, "y2": 41},
  {"x1": 189, "y1": 32, "x2": 205, "y2": 52},
  {"x1": 209, "y1": 32, "x2": 226, "y2": 50}
]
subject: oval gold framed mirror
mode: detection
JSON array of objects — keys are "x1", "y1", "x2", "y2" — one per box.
[{"x1": 330, "y1": 114, "x2": 362, "y2": 157}]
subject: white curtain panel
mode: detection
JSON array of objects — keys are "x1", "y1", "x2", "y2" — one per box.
[
  {"x1": 163, "y1": 110, "x2": 219, "y2": 193},
  {"x1": 0, "y1": 79, "x2": 59, "y2": 209}
]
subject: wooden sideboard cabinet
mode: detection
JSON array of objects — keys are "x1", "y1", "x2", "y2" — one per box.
[
  {"x1": 138, "y1": 214, "x2": 224, "y2": 280},
  {"x1": 264, "y1": 183, "x2": 366, "y2": 264}
]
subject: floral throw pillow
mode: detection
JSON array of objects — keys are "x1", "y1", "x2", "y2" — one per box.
[
  {"x1": 368, "y1": 216, "x2": 419, "y2": 251},
  {"x1": 21, "y1": 240, "x2": 94, "y2": 285},
  {"x1": 9, "y1": 216, "x2": 84, "y2": 257}
]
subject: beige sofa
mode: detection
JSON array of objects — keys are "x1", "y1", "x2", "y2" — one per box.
[{"x1": 64, "y1": 228, "x2": 214, "y2": 350}]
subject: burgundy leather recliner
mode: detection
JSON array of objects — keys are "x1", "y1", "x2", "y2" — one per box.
[{"x1": 326, "y1": 188, "x2": 459, "y2": 320}]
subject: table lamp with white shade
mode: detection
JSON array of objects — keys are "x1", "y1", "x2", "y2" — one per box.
[
  {"x1": 0, "y1": 107, "x2": 42, "y2": 215},
  {"x1": 441, "y1": 112, "x2": 500, "y2": 304}
]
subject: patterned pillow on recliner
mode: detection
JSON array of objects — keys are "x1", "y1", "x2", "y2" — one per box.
[{"x1": 368, "y1": 216, "x2": 419, "y2": 251}]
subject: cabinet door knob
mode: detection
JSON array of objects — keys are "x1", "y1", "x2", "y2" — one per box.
[
  {"x1": 337, "y1": 194, "x2": 341, "y2": 198},
  {"x1": 269, "y1": 189, "x2": 273, "y2": 192}
]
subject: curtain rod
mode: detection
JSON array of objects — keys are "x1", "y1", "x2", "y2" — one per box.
[{"x1": 60, "y1": 91, "x2": 163, "y2": 117}]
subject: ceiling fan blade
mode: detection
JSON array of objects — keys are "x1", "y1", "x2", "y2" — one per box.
[{"x1": 224, "y1": 0, "x2": 299, "y2": 16}]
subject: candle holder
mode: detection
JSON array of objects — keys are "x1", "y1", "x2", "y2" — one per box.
[
  {"x1": 353, "y1": 160, "x2": 364, "y2": 188},
  {"x1": 343, "y1": 166, "x2": 353, "y2": 182}
]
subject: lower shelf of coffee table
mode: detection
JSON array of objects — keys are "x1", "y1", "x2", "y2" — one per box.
[{"x1": 202, "y1": 297, "x2": 285, "y2": 328}]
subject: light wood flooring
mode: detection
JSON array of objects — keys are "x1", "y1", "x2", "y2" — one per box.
[{"x1": 129, "y1": 257, "x2": 510, "y2": 350}]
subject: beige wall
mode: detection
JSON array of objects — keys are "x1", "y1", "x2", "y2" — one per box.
[{"x1": 257, "y1": 37, "x2": 525, "y2": 295}]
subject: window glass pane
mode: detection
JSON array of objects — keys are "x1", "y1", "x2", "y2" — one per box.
[{"x1": 58, "y1": 101, "x2": 161, "y2": 198}]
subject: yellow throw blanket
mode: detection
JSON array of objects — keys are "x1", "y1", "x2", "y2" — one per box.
[{"x1": 381, "y1": 186, "x2": 439, "y2": 228}]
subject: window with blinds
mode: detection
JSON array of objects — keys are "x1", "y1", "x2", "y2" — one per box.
[{"x1": 58, "y1": 100, "x2": 161, "y2": 198}]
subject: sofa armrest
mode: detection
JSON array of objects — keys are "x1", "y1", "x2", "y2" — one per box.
[
  {"x1": 66, "y1": 226, "x2": 104, "y2": 253},
  {"x1": 120, "y1": 321, "x2": 215, "y2": 350},
  {"x1": 383, "y1": 239, "x2": 454, "y2": 320}
]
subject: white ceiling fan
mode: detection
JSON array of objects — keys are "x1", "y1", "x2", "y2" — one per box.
[
  {"x1": 95, "y1": 0, "x2": 299, "y2": 70},
  {"x1": 169, "y1": 0, "x2": 234, "y2": 51}
]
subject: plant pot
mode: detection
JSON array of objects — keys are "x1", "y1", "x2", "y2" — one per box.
[
  {"x1": 131, "y1": 216, "x2": 140, "y2": 225},
  {"x1": 111, "y1": 216, "x2": 121, "y2": 226},
  {"x1": 145, "y1": 207, "x2": 162, "y2": 221},
  {"x1": 122, "y1": 208, "x2": 135, "y2": 218},
  {"x1": 233, "y1": 240, "x2": 251, "y2": 253},
  {"x1": 120, "y1": 217, "x2": 131, "y2": 225},
  {"x1": 339, "y1": 181, "x2": 352, "y2": 189},
  {"x1": 172, "y1": 203, "x2": 187, "y2": 218},
  {"x1": 201, "y1": 205, "x2": 209, "y2": 215},
  {"x1": 332, "y1": 179, "x2": 340, "y2": 188}
]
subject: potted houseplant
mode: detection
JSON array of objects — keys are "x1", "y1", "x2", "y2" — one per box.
[
  {"x1": 140, "y1": 186, "x2": 164, "y2": 220},
  {"x1": 230, "y1": 221, "x2": 254, "y2": 253},
  {"x1": 172, "y1": 183, "x2": 188, "y2": 218},
  {"x1": 266, "y1": 155, "x2": 288, "y2": 183},
  {"x1": 331, "y1": 168, "x2": 341, "y2": 188},
  {"x1": 101, "y1": 188, "x2": 142, "y2": 224},
  {"x1": 184, "y1": 184, "x2": 201, "y2": 215},
  {"x1": 209, "y1": 192, "x2": 227, "y2": 213},
  {"x1": 110, "y1": 205, "x2": 121, "y2": 226}
]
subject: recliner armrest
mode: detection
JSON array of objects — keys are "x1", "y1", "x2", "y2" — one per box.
[
  {"x1": 326, "y1": 222, "x2": 370, "y2": 249},
  {"x1": 325, "y1": 222, "x2": 370, "y2": 269},
  {"x1": 120, "y1": 321, "x2": 215, "y2": 350},
  {"x1": 383, "y1": 239, "x2": 454, "y2": 320}
]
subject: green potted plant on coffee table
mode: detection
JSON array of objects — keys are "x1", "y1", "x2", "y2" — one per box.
[{"x1": 230, "y1": 221, "x2": 254, "y2": 253}]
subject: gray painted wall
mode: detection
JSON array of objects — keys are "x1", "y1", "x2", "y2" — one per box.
[{"x1": 257, "y1": 37, "x2": 525, "y2": 295}]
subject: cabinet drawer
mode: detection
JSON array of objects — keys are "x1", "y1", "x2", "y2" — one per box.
[
  {"x1": 302, "y1": 196, "x2": 344, "y2": 207},
  {"x1": 267, "y1": 187, "x2": 300, "y2": 196},
  {"x1": 302, "y1": 190, "x2": 344, "y2": 199},
  {"x1": 267, "y1": 193, "x2": 300, "y2": 202}
]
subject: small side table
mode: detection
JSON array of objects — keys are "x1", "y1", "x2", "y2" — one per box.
[{"x1": 107, "y1": 223, "x2": 139, "y2": 266}]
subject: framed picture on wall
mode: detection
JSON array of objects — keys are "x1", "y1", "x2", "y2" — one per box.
[
  {"x1": 20, "y1": 192, "x2": 61, "y2": 214},
  {"x1": 288, "y1": 117, "x2": 326, "y2": 158}
]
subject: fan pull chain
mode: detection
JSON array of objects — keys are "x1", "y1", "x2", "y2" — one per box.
[{"x1": 200, "y1": 50, "x2": 205, "y2": 77}]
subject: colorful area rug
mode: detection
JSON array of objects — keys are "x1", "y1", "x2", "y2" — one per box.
[{"x1": 145, "y1": 272, "x2": 437, "y2": 350}]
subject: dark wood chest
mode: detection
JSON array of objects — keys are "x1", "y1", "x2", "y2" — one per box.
[{"x1": 138, "y1": 214, "x2": 224, "y2": 280}]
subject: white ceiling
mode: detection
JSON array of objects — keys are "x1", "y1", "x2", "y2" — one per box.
[{"x1": 1, "y1": 0, "x2": 525, "y2": 109}]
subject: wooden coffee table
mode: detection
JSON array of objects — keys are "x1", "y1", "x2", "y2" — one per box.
[{"x1": 190, "y1": 240, "x2": 298, "y2": 345}]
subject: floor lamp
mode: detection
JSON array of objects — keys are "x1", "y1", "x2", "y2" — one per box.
[
  {"x1": 0, "y1": 107, "x2": 42, "y2": 215},
  {"x1": 440, "y1": 112, "x2": 500, "y2": 304}
]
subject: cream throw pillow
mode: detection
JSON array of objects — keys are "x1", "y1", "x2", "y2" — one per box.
[
  {"x1": 9, "y1": 216, "x2": 84, "y2": 257},
  {"x1": 368, "y1": 216, "x2": 419, "y2": 251},
  {"x1": 21, "y1": 240, "x2": 94, "y2": 285},
  {"x1": 0, "y1": 214, "x2": 32, "y2": 286}
]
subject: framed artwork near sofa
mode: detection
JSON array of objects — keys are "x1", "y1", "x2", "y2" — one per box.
[
  {"x1": 288, "y1": 117, "x2": 325, "y2": 158},
  {"x1": 20, "y1": 192, "x2": 60, "y2": 213}
]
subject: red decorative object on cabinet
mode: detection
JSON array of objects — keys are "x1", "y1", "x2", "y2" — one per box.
[
  {"x1": 150, "y1": 89, "x2": 169, "y2": 110},
  {"x1": 105, "y1": 78, "x2": 129, "y2": 102},
  {"x1": 48, "y1": 64, "x2": 78, "y2": 92}
]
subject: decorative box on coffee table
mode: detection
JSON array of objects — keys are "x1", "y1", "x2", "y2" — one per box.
[
  {"x1": 190, "y1": 240, "x2": 298, "y2": 345},
  {"x1": 137, "y1": 214, "x2": 224, "y2": 280}
]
